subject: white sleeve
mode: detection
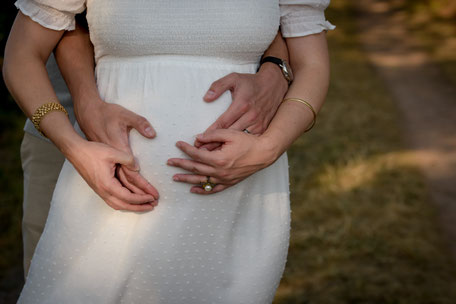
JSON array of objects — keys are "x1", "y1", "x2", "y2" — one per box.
[
  {"x1": 279, "y1": 0, "x2": 335, "y2": 37},
  {"x1": 15, "y1": 0, "x2": 86, "y2": 31}
]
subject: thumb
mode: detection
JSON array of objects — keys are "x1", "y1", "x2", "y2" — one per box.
[
  {"x1": 128, "y1": 114, "x2": 156, "y2": 139},
  {"x1": 196, "y1": 129, "x2": 233, "y2": 144},
  {"x1": 203, "y1": 73, "x2": 237, "y2": 102},
  {"x1": 111, "y1": 149, "x2": 139, "y2": 171}
]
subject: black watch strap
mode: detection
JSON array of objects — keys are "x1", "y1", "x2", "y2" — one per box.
[
  {"x1": 257, "y1": 56, "x2": 293, "y2": 84},
  {"x1": 259, "y1": 56, "x2": 283, "y2": 67}
]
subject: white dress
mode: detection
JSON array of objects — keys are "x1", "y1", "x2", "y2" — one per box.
[{"x1": 16, "y1": 0, "x2": 334, "y2": 303}]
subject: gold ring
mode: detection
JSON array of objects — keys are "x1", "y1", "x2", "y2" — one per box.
[{"x1": 201, "y1": 176, "x2": 216, "y2": 192}]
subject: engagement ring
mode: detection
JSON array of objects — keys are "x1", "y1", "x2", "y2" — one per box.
[{"x1": 201, "y1": 176, "x2": 216, "y2": 192}]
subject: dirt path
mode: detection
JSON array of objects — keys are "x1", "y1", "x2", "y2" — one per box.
[{"x1": 356, "y1": 0, "x2": 456, "y2": 256}]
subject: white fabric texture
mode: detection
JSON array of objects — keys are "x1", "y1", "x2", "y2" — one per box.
[
  {"x1": 15, "y1": 0, "x2": 85, "y2": 30},
  {"x1": 279, "y1": 0, "x2": 335, "y2": 37},
  {"x1": 17, "y1": 0, "x2": 333, "y2": 303}
]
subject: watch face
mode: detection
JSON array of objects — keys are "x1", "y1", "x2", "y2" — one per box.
[{"x1": 282, "y1": 60, "x2": 294, "y2": 83}]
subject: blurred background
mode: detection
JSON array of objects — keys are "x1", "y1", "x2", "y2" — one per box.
[{"x1": 1, "y1": 0, "x2": 456, "y2": 303}]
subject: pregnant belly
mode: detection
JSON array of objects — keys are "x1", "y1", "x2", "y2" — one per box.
[{"x1": 94, "y1": 55, "x2": 258, "y2": 195}]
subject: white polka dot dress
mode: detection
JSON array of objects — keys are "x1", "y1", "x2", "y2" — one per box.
[{"x1": 16, "y1": 0, "x2": 334, "y2": 302}]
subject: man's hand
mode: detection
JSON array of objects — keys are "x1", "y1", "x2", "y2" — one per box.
[
  {"x1": 67, "y1": 139, "x2": 157, "y2": 211},
  {"x1": 76, "y1": 99, "x2": 159, "y2": 201},
  {"x1": 53, "y1": 16, "x2": 159, "y2": 210},
  {"x1": 196, "y1": 64, "x2": 288, "y2": 150},
  {"x1": 195, "y1": 29, "x2": 289, "y2": 150}
]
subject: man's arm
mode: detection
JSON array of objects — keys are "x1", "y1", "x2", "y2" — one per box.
[{"x1": 53, "y1": 16, "x2": 160, "y2": 202}]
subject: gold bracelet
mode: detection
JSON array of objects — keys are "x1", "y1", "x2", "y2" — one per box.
[
  {"x1": 282, "y1": 98, "x2": 317, "y2": 132},
  {"x1": 31, "y1": 102, "x2": 68, "y2": 137}
]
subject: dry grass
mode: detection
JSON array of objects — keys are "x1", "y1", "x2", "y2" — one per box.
[
  {"x1": 401, "y1": 0, "x2": 456, "y2": 83},
  {"x1": 274, "y1": 1, "x2": 456, "y2": 303}
]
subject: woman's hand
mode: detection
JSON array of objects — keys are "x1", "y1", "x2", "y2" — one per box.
[
  {"x1": 167, "y1": 130, "x2": 279, "y2": 194},
  {"x1": 67, "y1": 139, "x2": 158, "y2": 211}
]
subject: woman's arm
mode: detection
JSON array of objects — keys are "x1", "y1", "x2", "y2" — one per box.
[
  {"x1": 3, "y1": 12, "x2": 156, "y2": 211},
  {"x1": 167, "y1": 32, "x2": 330, "y2": 194},
  {"x1": 262, "y1": 32, "x2": 330, "y2": 156}
]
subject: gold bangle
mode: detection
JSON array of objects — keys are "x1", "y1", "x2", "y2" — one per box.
[
  {"x1": 282, "y1": 98, "x2": 317, "y2": 132},
  {"x1": 31, "y1": 102, "x2": 68, "y2": 137}
]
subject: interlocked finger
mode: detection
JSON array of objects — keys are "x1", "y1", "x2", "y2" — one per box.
[
  {"x1": 173, "y1": 173, "x2": 221, "y2": 186},
  {"x1": 167, "y1": 158, "x2": 216, "y2": 176},
  {"x1": 107, "y1": 195, "x2": 156, "y2": 212},
  {"x1": 116, "y1": 166, "x2": 145, "y2": 194}
]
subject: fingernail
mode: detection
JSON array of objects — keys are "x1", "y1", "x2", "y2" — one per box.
[
  {"x1": 196, "y1": 133, "x2": 204, "y2": 140},
  {"x1": 167, "y1": 160, "x2": 174, "y2": 165},
  {"x1": 173, "y1": 176, "x2": 179, "y2": 181},
  {"x1": 145, "y1": 127, "x2": 154, "y2": 137},
  {"x1": 204, "y1": 90, "x2": 215, "y2": 99}
]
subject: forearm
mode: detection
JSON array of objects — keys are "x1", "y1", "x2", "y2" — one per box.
[
  {"x1": 262, "y1": 32, "x2": 330, "y2": 158},
  {"x1": 54, "y1": 17, "x2": 102, "y2": 123},
  {"x1": 261, "y1": 30, "x2": 289, "y2": 63},
  {"x1": 3, "y1": 12, "x2": 84, "y2": 153}
]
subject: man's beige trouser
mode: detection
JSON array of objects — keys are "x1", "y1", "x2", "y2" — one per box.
[{"x1": 20, "y1": 133, "x2": 65, "y2": 277}]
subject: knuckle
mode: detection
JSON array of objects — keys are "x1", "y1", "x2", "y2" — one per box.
[
  {"x1": 214, "y1": 158, "x2": 228, "y2": 167},
  {"x1": 110, "y1": 202, "x2": 121, "y2": 210},
  {"x1": 98, "y1": 183, "x2": 109, "y2": 194},
  {"x1": 125, "y1": 174, "x2": 134, "y2": 184},
  {"x1": 218, "y1": 120, "x2": 230, "y2": 129},
  {"x1": 211, "y1": 79, "x2": 223, "y2": 90},
  {"x1": 191, "y1": 165, "x2": 200, "y2": 174},
  {"x1": 247, "y1": 111, "x2": 259, "y2": 123},
  {"x1": 228, "y1": 72, "x2": 239, "y2": 80},
  {"x1": 125, "y1": 154, "x2": 135, "y2": 164},
  {"x1": 238, "y1": 103, "x2": 250, "y2": 114},
  {"x1": 218, "y1": 170, "x2": 230, "y2": 179}
]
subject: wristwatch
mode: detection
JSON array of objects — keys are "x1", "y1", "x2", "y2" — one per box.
[{"x1": 258, "y1": 56, "x2": 294, "y2": 85}]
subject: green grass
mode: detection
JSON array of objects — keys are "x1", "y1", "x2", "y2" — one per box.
[{"x1": 274, "y1": 1, "x2": 456, "y2": 303}]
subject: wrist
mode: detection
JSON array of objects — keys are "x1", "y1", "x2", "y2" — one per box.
[
  {"x1": 38, "y1": 111, "x2": 87, "y2": 159},
  {"x1": 74, "y1": 96, "x2": 106, "y2": 135},
  {"x1": 258, "y1": 133, "x2": 282, "y2": 167},
  {"x1": 60, "y1": 133, "x2": 89, "y2": 165},
  {"x1": 74, "y1": 94, "x2": 104, "y2": 124},
  {"x1": 257, "y1": 63, "x2": 288, "y2": 92}
]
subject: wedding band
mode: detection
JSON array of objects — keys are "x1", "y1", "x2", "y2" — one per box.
[
  {"x1": 201, "y1": 176, "x2": 216, "y2": 192},
  {"x1": 243, "y1": 129, "x2": 251, "y2": 134}
]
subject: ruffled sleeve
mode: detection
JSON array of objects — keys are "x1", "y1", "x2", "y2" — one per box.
[
  {"x1": 15, "y1": 0, "x2": 86, "y2": 31},
  {"x1": 279, "y1": 0, "x2": 335, "y2": 37}
]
